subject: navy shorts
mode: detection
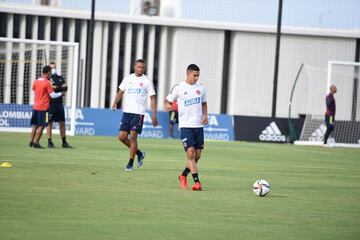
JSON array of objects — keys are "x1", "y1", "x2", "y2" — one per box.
[
  {"x1": 30, "y1": 109, "x2": 48, "y2": 127},
  {"x1": 119, "y1": 112, "x2": 144, "y2": 134},
  {"x1": 169, "y1": 111, "x2": 178, "y2": 125},
  {"x1": 49, "y1": 103, "x2": 65, "y2": 122},
  {"x1": 180, "y1": 127, "x2": 204, "y2": 151},
  {"x1": 325, "y1": 115, "x2": 335, "y2": 129}
]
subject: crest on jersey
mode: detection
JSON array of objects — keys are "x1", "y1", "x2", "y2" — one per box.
[
  {"x1": 140, "y1": 82, "x2": 143, "y2": 87},
  {"x1": 196, "y1": 90, "x2": 201, "y2": 95}
]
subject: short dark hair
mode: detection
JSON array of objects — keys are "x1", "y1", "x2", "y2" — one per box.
[
  {"x1": 135, "y1": 59, "x2": 145, "y2": 64},
  {"x1": 49, "y1": 61, "x2": 56, "y2": 65},
  {"x1": 187, "y1": 64, "x2": 200, "y2": 72},
  {"x1": 43, "y1": 65, "x2": 52, "y2": 74}
]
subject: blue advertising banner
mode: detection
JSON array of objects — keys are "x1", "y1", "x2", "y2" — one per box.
[
  {"x1": 204, "y1": 114, "x2": 234, "y2": 141},
  {"x1": 0, "y1": 104, "x2": 234, "y2": 141},
  {"x1": 0, "y1": 104, "x2": 32, "y2": 127}
]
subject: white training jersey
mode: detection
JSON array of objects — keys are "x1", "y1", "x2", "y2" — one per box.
[
  {"x1": 166, "y1": 81, "x2": 207, "y2": 128},
  {"x1": 119, "y1": 73, "x2": 156, "y2": 115}
]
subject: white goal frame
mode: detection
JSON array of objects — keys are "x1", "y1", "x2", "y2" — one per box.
[
  {"x1": 0, "y1": 37, "x2": 79, "y2": 136},
  {"x1": 295, "y1": 60, "x2": 360, "y2": 148}
]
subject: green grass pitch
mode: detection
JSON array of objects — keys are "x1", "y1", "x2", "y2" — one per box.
[{"x1": 0, "y1": 132, "x2": 359, "y2": 240}]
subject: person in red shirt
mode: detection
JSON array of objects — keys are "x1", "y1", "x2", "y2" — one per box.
[
  {"x1": 168, "y1": 100, "x2": 179, "y2": 138},
  {"x1": 29, "y1": 65, "x2": 63, "y2": 148}
]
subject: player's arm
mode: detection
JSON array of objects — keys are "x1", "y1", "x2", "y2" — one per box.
[
  {"x1": 56, "y1": 76, "x2": 68, "y2": 92},
  {"x1": 201, "y1": 87, "x2": 208, "y2": 125},
  {"x1": 59, "y1": 76, "x2": 68, "y2": 92},
  {"x1": 201, "y1": 102, "x2": 208, "y2": 125},
  {"x1": 111, "y1": 89, "x2": 124, "y2": 111},
  {"x1": 164, "y1": 99, "x2": 174, "y2": 111},
  {"x1": 150, "y1": 95, "x2": 158, "y2": 127},
  {"x1": 47, "y1": 81, "x2": 62, "y2": 98},
  {"x1": 165, "y1": 85, "x2": 178, "y2": 111},
  {"x1": 50, "y1": 92, "x2": 63, "y2": 99},
  {"x1": 326, "y1": 97, "x2": 331, "y2": 108}
]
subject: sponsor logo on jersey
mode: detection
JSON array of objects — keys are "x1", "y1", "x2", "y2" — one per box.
[
  {"x1": 184, "y1": 97, "x2": 200, "y2": 106},
  {"x1": 259, "y1": 121, "x2": 286, "y2": 142},
  {"x1": 127, "y1": 88, "x2": 141, "y2": 94}
]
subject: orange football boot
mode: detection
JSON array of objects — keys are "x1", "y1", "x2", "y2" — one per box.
[
  {"x1": 191, "y1": 182, "x2": 202, "y2": 191},
  {"x1": 179, "y1": 175, "x2": 188, "y2": 190}
]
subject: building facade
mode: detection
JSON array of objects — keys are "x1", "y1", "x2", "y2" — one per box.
[{"x1": 0, "y1": 3, "x2": 359, "y2": 119}]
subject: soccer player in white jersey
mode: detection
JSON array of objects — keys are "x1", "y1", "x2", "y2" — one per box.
[
  {"x1": 165, "y1": 64, "x2": 208, "y2": 191},
  {"x1": 112, "y1": 59, "x2": 158, "y2": 171}
]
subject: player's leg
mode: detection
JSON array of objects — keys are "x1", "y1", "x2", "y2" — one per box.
[
  {"x1": 186, "y1": 147, "x2": 198, "y2": 174},
  {"x1": 46, "y1": 121, "x2": 54, "y2": 148},
  {"x1": 32, "y1": 110, "x2": 46, "y2": 148},
  {"x1": 179, "y1": 149, "x2": 202, "y2": 188},
  {"x1": 178, "y1": 128, "x2": 191, "y2": 189},
  {"x1": 118, "y1": 130, "x2": 133, "y2": 171},
  {"x1": 129, "y1": 131, "x2": 138, "y2": 159},
  {"x1": 34, "y1": 126, "x2": 44, "y2": 142},
  {"x1": 191, "y1": 128, "x2": 204, "y2": 190},
  {"x1": 324, "y1": 125, "x2": 334, "y2": 144},
  {"x1": 195, "y1": 149, "x2": 202, "y2": 163},
  {"x1": 119, "y1": 130, "x2": 144, "y2": 156},
  {"x1": 59, "y1": 121, "x2": 71, "y2": 148},
  {"x1": 118, "y1": 130, "x2": 130, "y2": 146},
  {"x1": 168, "y1": 111, "x2": 175, "y2": 138},
  {"x1": 46, "y1": 104, "x2": 55, "y2": 147},
  {"x1": 169, "y1": 123, "x2": 174, "y2": 138},
  {"x1": 29, "y1": 109, "x2": 38, "y2": 147},
  {"x1": 29, "y1": 125, "x2": 37, "y2": 147},
  {"x1": 119, "y1": 113, "x2": 145, "y2": 171},
  {"x1": 324, "y1": 115, "x2": 334, "y2": 144},
  {"x1": 126, "y1": 130, "x2": 138, "y2": 169},
  {"x1": 187, "y1": 147, "x2": 202, "y2": 191},
  {"x1": 59, "y1": 105, "x2": 71, "y2": 148},
  {"x1": 179, "y1": 128, "x2": 202, "y2": 190}
]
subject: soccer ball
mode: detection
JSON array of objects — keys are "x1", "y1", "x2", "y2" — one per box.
[{"x1": 252, "y1": 179, "x2": 271, "y2": 197}]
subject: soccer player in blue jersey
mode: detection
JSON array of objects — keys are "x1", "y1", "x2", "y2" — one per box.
[
  {"x1": 46, "y1": 62, "x2": 72, "y2": 148},
  {"x1": 324, "y1": 85, "x2": 337, "y2": 144},
  {"x1": 165, "y1": 64, "x2": 208, "y2": 191},
  {"x1": 112, "y1": 59, "x2": 158, "y2": 171}
]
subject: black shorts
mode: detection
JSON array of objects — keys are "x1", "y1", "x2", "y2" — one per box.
[
  {"x1": 325, "y1": 115, "x2": 335, "y2": 128},
  {"x1": 119, "y1": 112, "x2": 144, "y2": 134},
  {"x1": 180, "y1": 127, "x2": 204, "y2": 151},
  {"x1": 30, "y1": 109, "x2": 48, "y2": 127},
  {"x1": 49, "y1": 103, "x2": 65, "y2": 122},
  {"x1": 169, "y1": 111, "x2": 179, "y2": 125}
]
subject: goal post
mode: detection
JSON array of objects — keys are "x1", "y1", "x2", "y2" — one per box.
[
  {"x1": 0, "y1": 37, "x2": 79, "y2": 136},
  {"x1": 294, "y1": 61, "x2": 360, "y2": 148}
]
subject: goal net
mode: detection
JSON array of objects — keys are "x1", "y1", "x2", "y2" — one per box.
[
  {"x1": 294, "y1": 61, "x2": 360, "y2": 147},
  {"x1": 0, "y1": 37, "x2": 79, "y2": 136}
]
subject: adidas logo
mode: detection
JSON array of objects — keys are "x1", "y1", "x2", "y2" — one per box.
[
  {"x1": 309, "y1": 124, "x2": 326, "y2": 141},
  {"x1": 309, "y1": 124, "x2": 335, "y2": 143},
  {"x1": 259, "y1": 121, "x2": 286, "y2": 142}
]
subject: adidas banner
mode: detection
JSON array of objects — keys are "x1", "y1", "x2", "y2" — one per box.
[
  {"x1": 299, "y1": 119, "x2": 360, "y2": 144},
  {"x1": 233, "y1": 116, "x2": 304, "y2": 143}
]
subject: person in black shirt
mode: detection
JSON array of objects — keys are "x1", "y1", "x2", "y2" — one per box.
[
  {"x1": 324, "y1": 85, "x2": 337, "y2": 144},
  {"x1": 46, "y1": 62, "x2": 72, "y2": 148}
]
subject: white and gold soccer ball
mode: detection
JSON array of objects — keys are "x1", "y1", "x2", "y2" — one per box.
[{"x1": 252, "y1": 179, "x2": 271, "y2": 197}]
